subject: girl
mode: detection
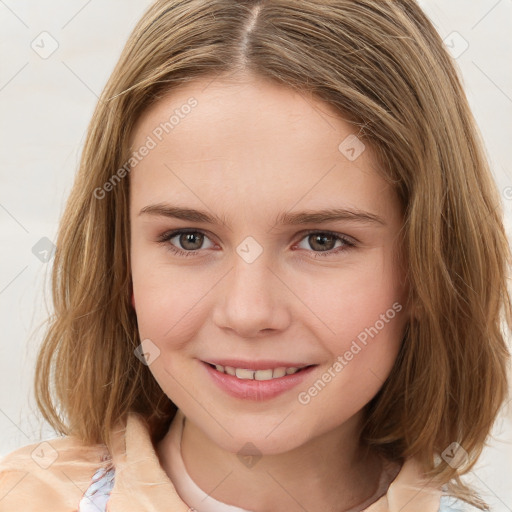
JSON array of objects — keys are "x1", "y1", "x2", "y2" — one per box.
[{"x1": 1, "y1": 1, "x2": 510, "y2": 511}]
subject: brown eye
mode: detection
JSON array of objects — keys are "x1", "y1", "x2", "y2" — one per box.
[
  {"x1": 157, "y1": 229, "x2": 215, "y2": 256},
  {"x1": 295, "y1": 230, "x2": 356, "y2": 257},
  {"x1": 177, "y1": 232, "x2": 204, "y2": 250},
  {"x1": 307, "y1": 233, "x2": 337, "y2": 252}
]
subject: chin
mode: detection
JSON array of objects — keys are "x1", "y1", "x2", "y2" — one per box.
[{"x1": 203, "y1": 418, "x2": 311, "y2": 456}]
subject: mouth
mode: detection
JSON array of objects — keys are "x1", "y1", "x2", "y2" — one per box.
[
  {"x1": 203, "y1": 361, "x2": 317, "y2": 381},
  {"x1": 202, "y1": 360, "x2": 318, "y2": 401}
]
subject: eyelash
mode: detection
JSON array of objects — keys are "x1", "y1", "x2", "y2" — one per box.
[{"x1": 156, "y1": 229, "x2": 356, "y2": 259}]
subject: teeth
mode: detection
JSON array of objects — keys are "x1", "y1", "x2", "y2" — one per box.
[
  {"x1": 212, "y1": 364, "x2": 302, "y2": 380},
  {"x1": 236, "y1": 368, "x2": 256, "y2": 380},
  {"x1": 224, "y1": 366, "x2": 236, "y2": 376},
  {"x1": 272, "y1": 367, "x2": 287, "y2": 378}
]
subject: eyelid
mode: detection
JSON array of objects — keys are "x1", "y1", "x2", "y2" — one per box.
[
  {"x1": 157, "y1": 228, "x2": 218, "y2": 246},
  {"x1": 295, "y1": 228, "x2": 358, "y2": 246},
  {"x1": 157, "y1": 227, "x2": 357, "y2": 257}
]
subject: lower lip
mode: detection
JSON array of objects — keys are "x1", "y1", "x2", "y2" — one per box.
[{"x1": 202, "y1": 361, "x2": 317, "y2": 401}]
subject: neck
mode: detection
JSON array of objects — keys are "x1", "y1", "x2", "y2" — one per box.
[{"x1": 157, "y1": 410, "x2": 385, "y2": 512}]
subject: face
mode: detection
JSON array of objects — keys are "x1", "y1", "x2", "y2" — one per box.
[{"x1": 129, "y1": 72, "x2": 410, "y2": 455}]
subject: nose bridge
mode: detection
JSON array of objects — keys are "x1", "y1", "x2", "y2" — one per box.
[{"x1": 213, "y1": 244, "x2": 289, "y2": 337}]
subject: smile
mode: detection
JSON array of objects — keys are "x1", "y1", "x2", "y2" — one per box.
[
  {"x1": 201, "y1": 361, "x2": 318, "y2": 401},
  {"x1": 206, "y1": 363, "x2": 313, "y2": 381}
]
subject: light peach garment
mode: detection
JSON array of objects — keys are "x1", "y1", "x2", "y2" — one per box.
[{"x1": 0, "y1": 409, "x2": 442, "y2": 511}]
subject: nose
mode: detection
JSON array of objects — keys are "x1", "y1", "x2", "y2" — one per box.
[{"x1": 212, "y1": 255, "x2": 291, "y2": 338}]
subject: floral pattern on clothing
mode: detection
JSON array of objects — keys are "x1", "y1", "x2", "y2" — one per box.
[
  {"x1": 78, "y1": 466, "x2": 115, "y2": 511},
  {"x1": 438, "y1": 494, "x2": 480, "y2": 511},
  {"x1": 77, "y1": 465, "x2": 472, "y2": 512}
]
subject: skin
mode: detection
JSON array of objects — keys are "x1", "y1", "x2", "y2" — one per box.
[{"x1": 129, "y1": 71, "x2": 411, "y2": 512}]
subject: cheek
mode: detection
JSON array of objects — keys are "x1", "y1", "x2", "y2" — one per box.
[
  {"x1": 302, "y1": 261, "x2": 406, "y2": 380},
  {"x1": 130, "y1": 250, "x2": 214, "y2": 346},
  {"x1": 294, "y1": 257, "x2": 404, "y2": 339}
]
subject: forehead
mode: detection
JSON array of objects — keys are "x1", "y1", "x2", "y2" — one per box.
[{"x1": 128, "y1": 74, "x2": 399, "y2": 224}]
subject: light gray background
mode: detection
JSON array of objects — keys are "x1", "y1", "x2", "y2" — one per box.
[{"x1": 1, "y1": 1, "x2": 511, "y2": 510}]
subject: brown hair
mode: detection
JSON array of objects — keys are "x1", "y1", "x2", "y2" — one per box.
[{"x1": 34, "y1": 0, "x2": 511, "y2": 509}]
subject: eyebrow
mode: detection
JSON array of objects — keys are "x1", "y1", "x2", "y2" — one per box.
[{"x1": 139, "y1": 203, "x2": 386, "y2": 227}]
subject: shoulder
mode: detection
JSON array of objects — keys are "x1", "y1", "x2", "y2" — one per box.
[
  {"x1": 0, "y1": 434, "x2": 112, "y2": 511},
  {"x1": 380, "y1": 457, "x2": 485, "y2": 512}
]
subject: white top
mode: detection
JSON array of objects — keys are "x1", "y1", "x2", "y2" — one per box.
[
  {"x1": 165, "y1": 408, "x2": 402, "y2": 512},
  {"x1": 70, "y1": 409, "x2": 475, "y2": 512}
]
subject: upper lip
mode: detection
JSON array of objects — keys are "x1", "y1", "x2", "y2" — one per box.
[{"x1": 203, "y1": 359, "x2": 315, "y2": 370}]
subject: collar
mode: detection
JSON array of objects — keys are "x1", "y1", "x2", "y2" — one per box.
[{"x1": 105, "y1": 411, "x2": 442, "y2": 512}]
